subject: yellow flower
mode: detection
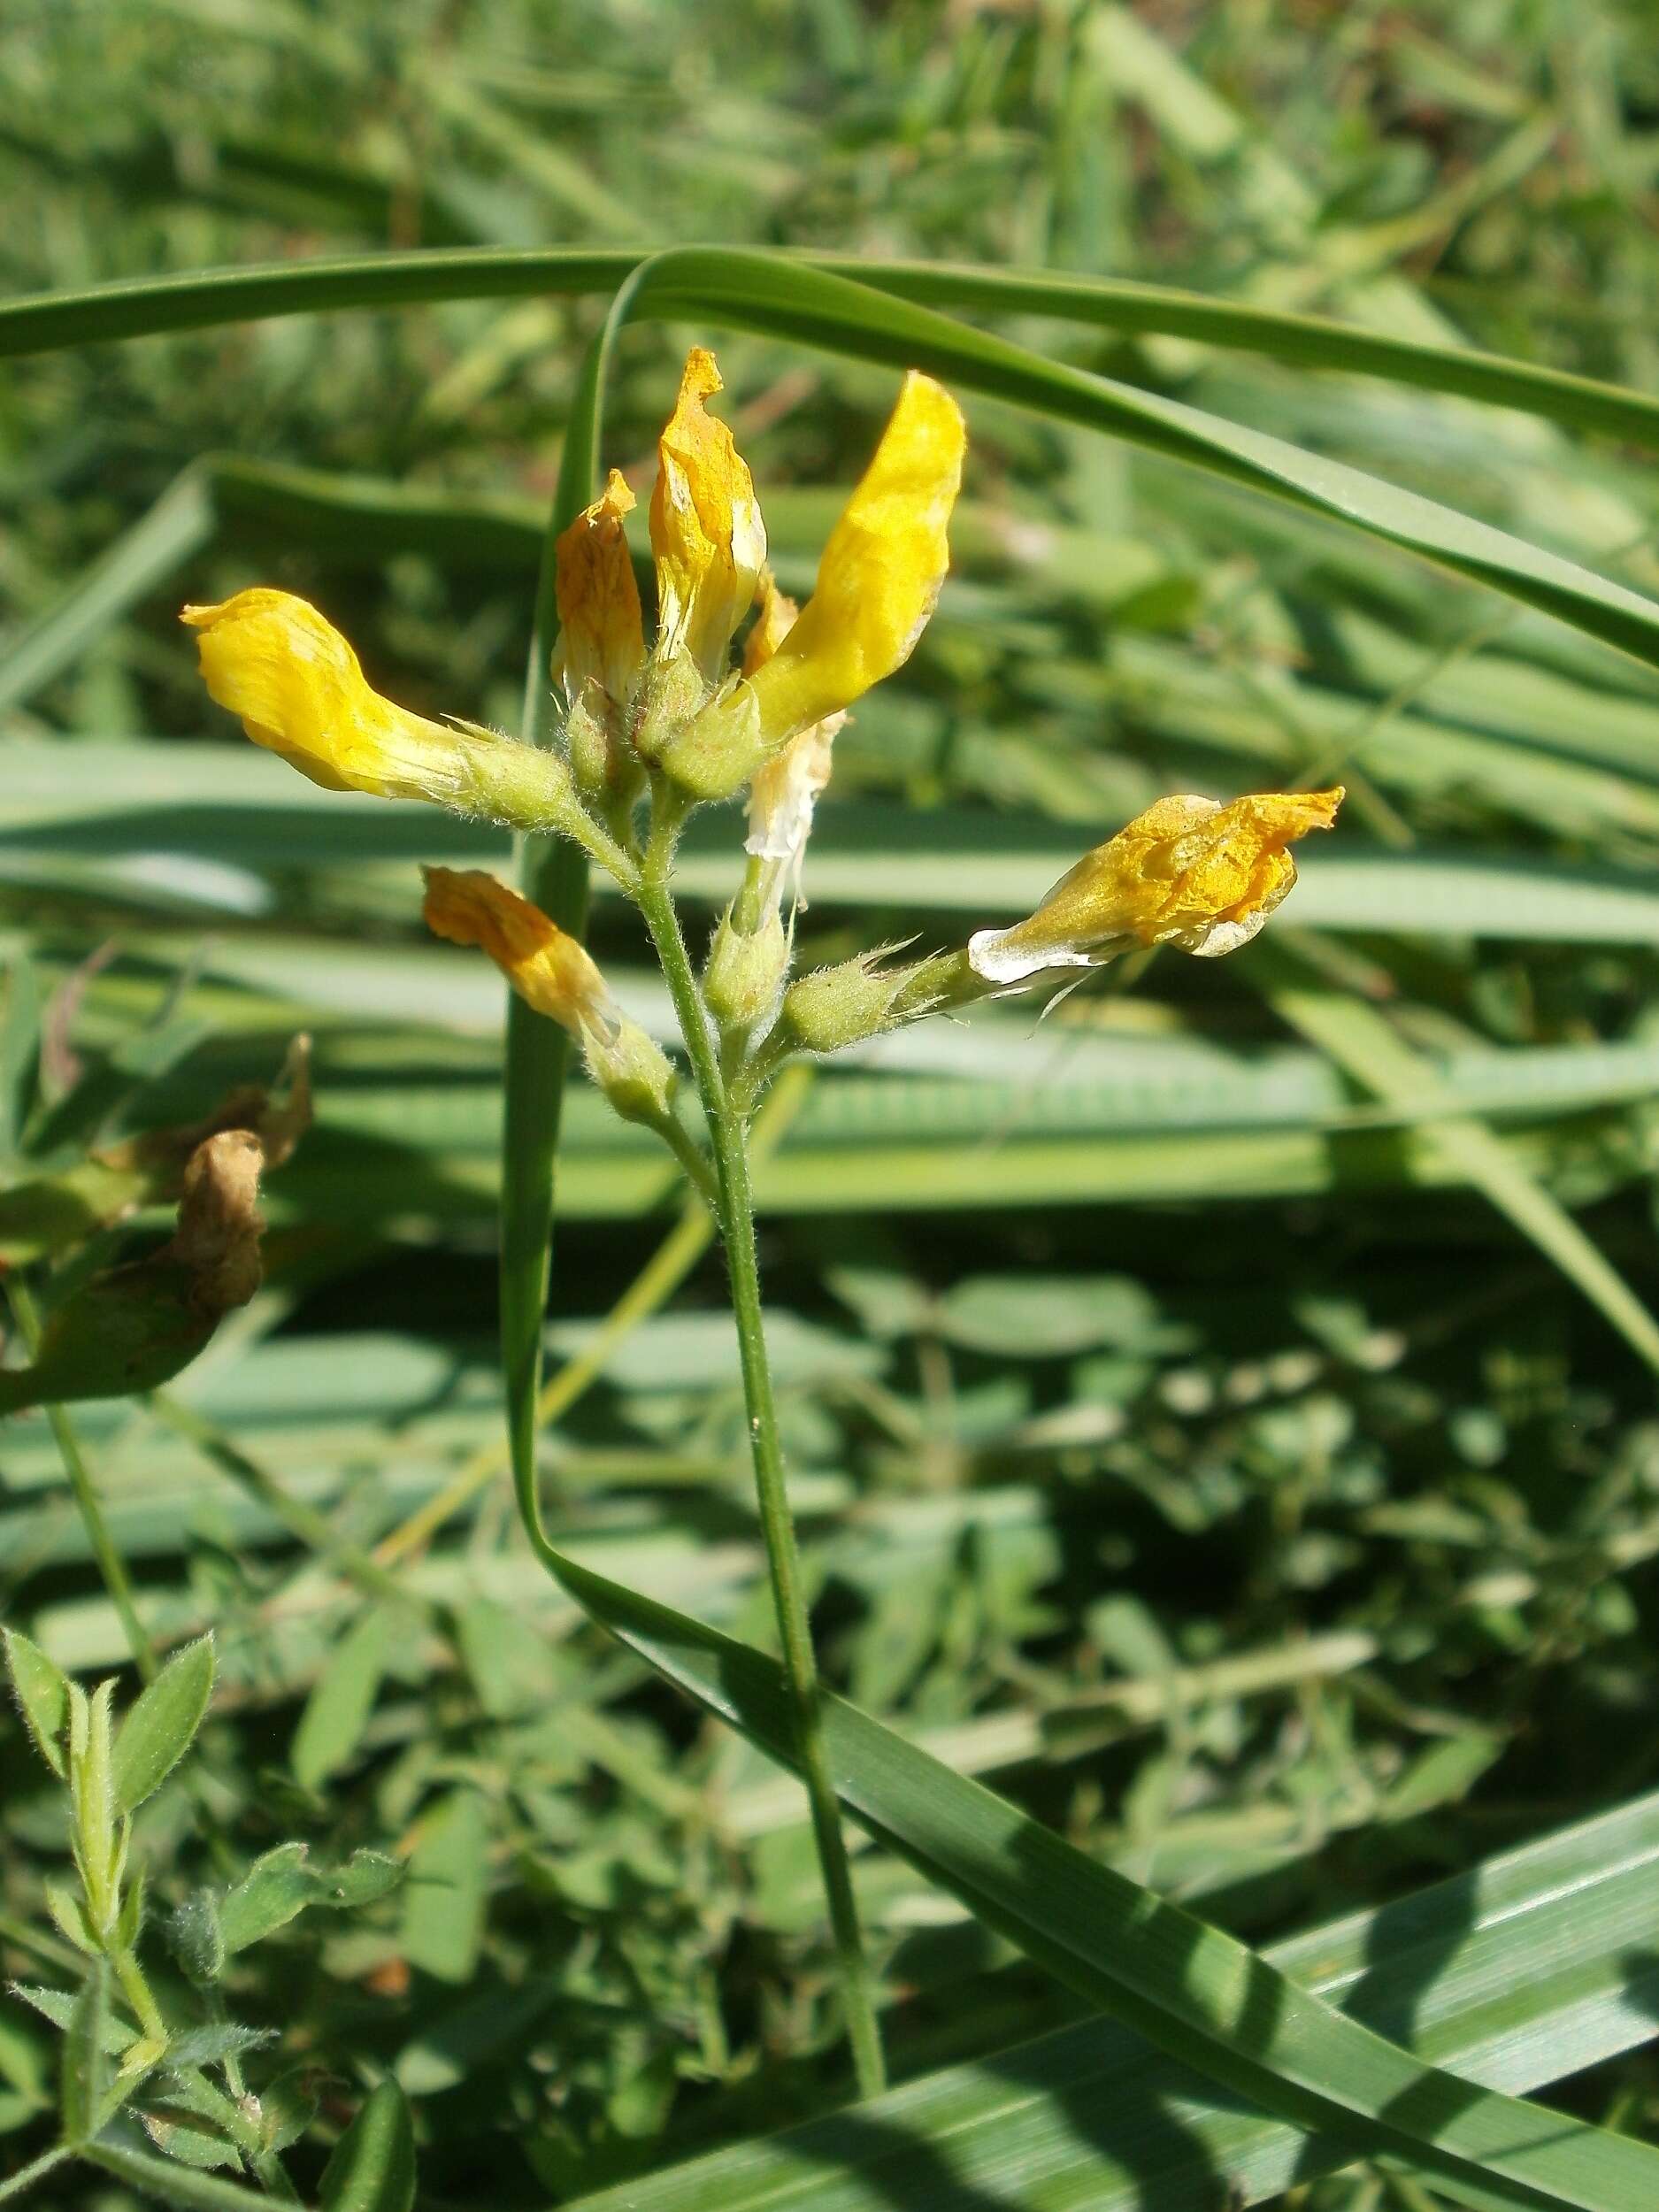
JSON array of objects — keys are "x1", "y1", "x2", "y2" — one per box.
[
  {"x1": 649, "y1": 348, "x2": 767, "y2": 682},
  {"x1": 741, "y1": 371, "x2": 964, "y2": 747},
  {"x1": 741, "y1": 574, "x2": 843, "y2": 919},
  {"x1": 656, "y1": 369, "x2": 965, "y2": 801},
  {"x1": 182, "y1": 590, "x2": 465, "y2": 801},
  {"x1": 968, "y1": 787, "x2": 1344, "y2": 985},
  {"x1": 555, "y1": 468, "x2": 646, "y2": 714},
  {"x1": 183, "y1": 349, "x2": 968, "y2": 834},
  {"x1": 422, "y1": 867, "x2": 674, "y2": 1126}
]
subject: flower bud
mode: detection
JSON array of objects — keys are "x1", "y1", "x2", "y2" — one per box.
[
  {"x1": 779, "y1": 948, "x2": 964, "y2": 1057},
  {"x1": 630, "y1": 649, "x2": 719, "y2": 768},
  {"x1": 704, "y1": 903, "x2": 790, "y2": 1035}
]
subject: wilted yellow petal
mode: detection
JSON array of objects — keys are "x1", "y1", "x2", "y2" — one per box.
[
  {"x1": 181, "y1": 589, "x2": 461, "y2": 801},
  {"x1": 741, "y1": 571, "x2": 800, "y2": 677},
  {"x1": 649, "y1": 348, "x2": 766, "y2": 680},
  {"x1": 555, "y1": 468, "x2": 646, "y2": 710},
  {"x1": 969, "y1": 787, "x2": 1344, "y2": 984},
  {"x1": 421, "y1": 866, "x2": 617, "y2": 1042},
  {"x1": 423, "y1": 867, "x2": 676, "y2": 1127},
  {"x1": 743, "y1": 372, "x2": 964, "y2": 746}
]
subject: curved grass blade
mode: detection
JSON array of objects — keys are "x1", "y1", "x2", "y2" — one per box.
[
  {"x1": 13, "y1": 250, "x2": 1659, "y2": 669},
  {"x1": 617, "y1": 249, "x2": 1659, "y2": 676},
  {"x1": 5, "y1": 249, "x2": 1659, "y2": 454},
  {"x1": 570, "y1": 1789, "x2": 1659, "y2": 2212},
  {"x1": 498, "y1": 332, "x2": 605, "y2": 1503},
  {"x1": 0, "y1": 467, "x2": 215, "y2": 721},
  {"x1": 511, "y1": 1528, "x2": 1659, "y2": 2212},
  {"x1": 501, "y1": 263, "x2": 653, "y2": 1510}
]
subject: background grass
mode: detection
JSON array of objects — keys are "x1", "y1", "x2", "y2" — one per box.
[{"x1": 8, "y1": 1, "x2": 1659, "y2": 2206}]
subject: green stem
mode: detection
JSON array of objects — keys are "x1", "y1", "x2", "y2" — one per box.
[
  {"x1": 110, "y1": 1944, "x2": 165, "y2": 2047},
  {"x1": 5, "y1": 1279, "x2": 157, "y2": 1682},
  {"x1": 633, "y1": 852, "x2": 887, "y2": 2101},
  {"x1": 648, "y1": 1110, "x2": 721, "y2": 1213},
  {"x1": 0, "y1": 2147, "x2": 71, "y2": 2204}
]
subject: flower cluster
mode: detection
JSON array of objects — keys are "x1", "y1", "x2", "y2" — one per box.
[{"x1": 183, "y1": 347, "x2": 1340, "y2": 1142}]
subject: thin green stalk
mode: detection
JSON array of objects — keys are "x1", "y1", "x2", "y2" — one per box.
[
  {"x1": 373, "y1": 1063, "x2": 810, "y2": 1568},
  {"x1": 632, "y1": 845, "x2": 887, "y2": 2101},
  {"x1": 0, "y1": 2147, "x2": 71, "y2": 2205},
  {"x1": 5, "y1": 1278, "x2": 156, "y2": 1682}
]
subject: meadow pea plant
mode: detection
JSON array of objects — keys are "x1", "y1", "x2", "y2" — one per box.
[{"x1": 183, "y1": 349, "x2": 1340, "y2": 2096}]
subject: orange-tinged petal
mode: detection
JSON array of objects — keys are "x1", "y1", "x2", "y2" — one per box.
[
  {"x1": 182, "y1": 589, "x2": 460, "y2": 801},
  {"x1": 423, "y1": 867, "x2": 675, "y2": 1126},
  {"x1": 969, "y1": 787, "x2": 1344, "y2": 984},
  {"x1": 421, "y1": 866, "x2": 617, "y2": 1042},
  {"x1": 649, "y1": 348, "x2": 766, "y2": 680},
  {"x1": 743, "y1": 373, "x2": 964, "y2": 745},
  {"x1": 555, "y1": 468, "x2": 645, "y2": 709}
]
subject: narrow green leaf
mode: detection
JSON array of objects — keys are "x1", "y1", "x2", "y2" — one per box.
[
  {"x1": 8, "y1": 250, "x2": 1659, "y2": 668},
  {"x1": 399, "y1": 1788, "x2": 488, "y2": 1985},
  {"x1": 213, "y1": 1841, "x2": 402, "y2": 1955},
  {"x1": 317, "y1": 2079, "x2": 416, "y2": 2212},
  {"x1": 0, "y1": 957, "x2": 41, "y2": 1162},
  {"x1": 500, "y1": 281, "x2": 637, "y2": 1517},
  {"x1": 5, "y1": 248, "x2": 1659, "y2": 456},
  {"x1": 159, "y1": 2025, "x2": 277, "y2": 2071},
  {"x1": 43, "y1": 1880, "x2": 100, "y2": 1957},
  {"x1": 4, "y1": 1628, "x2": 72, "y2": 1778},
  {"x1": 12, "y1": 1984, "x2": 128, "y2": 2053},
  {"x1": 622, "y1": 249, "x2": 1659, "y2": 675},
  {"x1": 112, "y1": 1635, "x2": 216, "y2": 1814},
  {"x1": 524, "y1": 1535, "x2": 1659, "y2": 2212},
  {"x1": 290, "y1": 1603, "x2": 394, "y2": 1792},
  {"x1": 570, "y1": 1788, "x2": 1659, "y2": 2212}
]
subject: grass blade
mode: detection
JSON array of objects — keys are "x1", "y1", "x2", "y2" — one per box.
[
  {"x1": 499, "y1": 280, "x2": 636, "y2": 1517},
  {"x1": 4, "y1": 250, "x2": 1659, "y2": 453},
  {"x1": 570, "y1": 1789, "x2": 1659, "y2": 2212},
  {"x1": 515, "y1": 1535, "x2": 1659, "y2": 2212}
]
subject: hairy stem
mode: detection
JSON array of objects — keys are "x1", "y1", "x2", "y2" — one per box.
[
  {"x1": 0, "y1": 2147, "x2": 71, "y2": 2204},
  {"x1": 634, "y1": 851, "x2": 887, "y2": 2100}
]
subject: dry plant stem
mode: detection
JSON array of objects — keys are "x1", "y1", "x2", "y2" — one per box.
[
  {"x1": 634, "y1": 840, "x2": 887, "y2": 2101},
  {"x1": 5, "y1": 1277, "x2": 157, "y2": 1682}
]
